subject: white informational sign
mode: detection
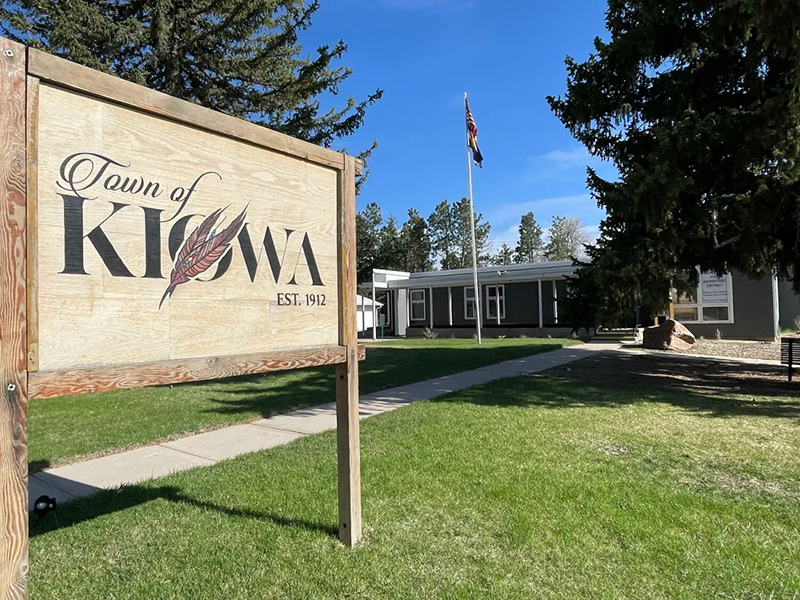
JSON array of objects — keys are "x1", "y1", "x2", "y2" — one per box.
[{"x1": 701, "y1": 273, "x2": 729, "y2": 304}]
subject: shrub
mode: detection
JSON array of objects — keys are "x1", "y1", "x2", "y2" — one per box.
[{"x1": 422, "y1": 327, "x2": 439, "y2": 340}]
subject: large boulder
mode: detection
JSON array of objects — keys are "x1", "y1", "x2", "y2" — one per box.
[{"x1": 642, "y1": 318, "x2": 696, "y2": 351}]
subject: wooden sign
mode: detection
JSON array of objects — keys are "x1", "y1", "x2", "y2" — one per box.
[
  {"x1": 35, "y1": 82, "x2": 340, "y2": 371},
  {"x1": 0, "y1": 36, "x2": 364, "y2": 600}
]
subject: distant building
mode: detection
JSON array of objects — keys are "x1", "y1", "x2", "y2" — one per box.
[
  {"x1": 362, "y1": 262, "x2": 799, "y2": 341},
  {"x1": 361, "y1": 262, "x2": 576, "y2": 339},
  {"x1": 665, "y1": 271, "x2": 777, "y2": 340},
  {"x1": 356, "y1": 295, "x2": 382, "y2": 333}
]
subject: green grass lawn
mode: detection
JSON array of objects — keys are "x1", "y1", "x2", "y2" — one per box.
[
  {"x1": 30, "y1": 353, "x2": 800, "y2": 599},
  {"x1": 29, "y1": 337, "x2": 576, "y2": 469}
]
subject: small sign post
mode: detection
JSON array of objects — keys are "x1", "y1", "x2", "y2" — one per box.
[{"x1": 0, "y1": 36, "x2": 365, "y2": 599}]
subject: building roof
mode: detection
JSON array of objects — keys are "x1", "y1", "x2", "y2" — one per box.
[
  {"x1": 356, "y1": 294, "x2": 383, "y2": 307},
  {"x1": 372, "y1": 261, "x2": 578, "y2": 289}
]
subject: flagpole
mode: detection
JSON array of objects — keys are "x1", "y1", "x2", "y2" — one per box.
[{"x1": 464, "y1": 92, "x2": 482, "y2": 345}]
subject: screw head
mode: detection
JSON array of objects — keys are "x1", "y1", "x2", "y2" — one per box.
[
  {"x1": 4, "y1": 49, "x2": 13, "y2": 58},
  {"x1": 6, "y1": 383, "x2": 15, "y2": 392}
]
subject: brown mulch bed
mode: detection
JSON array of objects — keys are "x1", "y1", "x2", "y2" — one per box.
[
  {"x1": 543, "y1": 352, "x2": 796, "y2": 403},
  {"x1": 680, "y1": 339, "x2": 780, "y2": 361}
]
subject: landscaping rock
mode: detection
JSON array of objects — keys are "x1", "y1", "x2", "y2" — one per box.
[{"x1": 642, "y1": 319, "x2": 696, "y2": 351}]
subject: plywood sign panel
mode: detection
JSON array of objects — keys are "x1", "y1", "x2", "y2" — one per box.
[{"x1": 35, "y1": 83, "x2": 339, "y2": 371}]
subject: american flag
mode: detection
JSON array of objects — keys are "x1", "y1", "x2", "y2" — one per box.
[{"x1": 465, "y1": 99, "x2": 484, "y2": 168}]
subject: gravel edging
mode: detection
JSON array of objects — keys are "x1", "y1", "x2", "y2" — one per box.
[{"x1": 625, "y1": 339, "x2": 781, "y2": 362}]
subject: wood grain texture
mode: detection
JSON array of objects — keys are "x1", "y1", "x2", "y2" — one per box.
[
  {"x1": 25, "y1": 77, "x2": 38, "y2": 374},
  {"x1": 28, "y1": 345, "x2": 365, "y2": 400},
  {"x1": 35, "y1": 83, "x2": 340, "y2": 370},
  {"x1": 27, "y1": 49, "x2": 349, "y2": 173},
  {"x1": 0, "y1": 37, "x2": 29, "y2": 600},
  {"x1": 338, "y1": 156, "x2": 358, "y2": 349},
  {"x1": 336, "y1": 155, "x2": 361, "y2": 547}
]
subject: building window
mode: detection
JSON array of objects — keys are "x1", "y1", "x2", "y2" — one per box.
[
  {"x1": 379, "y1": 307, "x2": 390, "y2": 327},
  {"x1": 378, "y1": 292, "x2": 391, "y2": 326},
  {"x1": 553, "y1": 280, "x2": 559, "y2": 324},
  {"x1": 486, "y1": 285, "x2": 506, "y2": 320},
  {"x1": 410, "y1": 289, "x2": 426, "y2": 321},
  {"x1": 671, "y1": 272, "x2": 733, "y2": 324},
  {"x1": 464, "y1": 286, "x2": 477, "y2": 320}
]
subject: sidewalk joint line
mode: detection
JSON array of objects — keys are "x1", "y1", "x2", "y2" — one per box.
[
  {"x1": 249, "y1": 422, "x2": 314, "y2": 436},
  {"x1": 156, "y1": 444, "x2": 219, "y2": 464}
]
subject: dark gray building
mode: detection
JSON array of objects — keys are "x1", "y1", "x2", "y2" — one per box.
[
  {"x1": 666, "y1": 271, "x2": 778, "y2": 341},
  {"x1": 363, "y1": 262, "x2": 576, "y2": 339},
  {"x1": 364, "y1": 262, "x2": 792, "y2": 341},
  {"x1": 778, "y1": 279, "x2": 800, "y2": 332}
]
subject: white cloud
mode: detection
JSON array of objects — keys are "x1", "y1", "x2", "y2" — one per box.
[
  {"x1": 487, "y1": 223, "x2": 520, "y2": 252},
  {"x1": 525, "y1": 145, "x2": 615, "y2": 183},
  {"x1": 483, "y1": 194, "x2": 593, "y2": 223},
  {"x1": 476, "y1": 146, "x2": 614, "y2": 259},
  {"x1": 542, "y1": 148, "x2": 596, "y2": 170},
  {"x1": 584, "y1": 224, "x2": 601, "y2": 243},
  {"x1": 481, "y1": 194, "x2": 605, "y2": 257}
]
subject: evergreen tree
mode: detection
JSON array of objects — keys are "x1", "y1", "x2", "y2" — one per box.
[
  {"x1": 544, "y1": 217, "x2": 571, "y2": 262},
  {"x1": 513, "y1": 212, "x2": 543, "y2": 264},
  {"x1": 356, "y1": 202, "x2": 382, "y2": 283},
  {"x1": 1, "y1": 1, "x2": 382, "y2": 152},
  {"x1": 547, "y1": 0, "x2": 800, "y2": 321},
  {"x1": 452, "y1": 198, "x2": 492, "y2": 268},
  {"x1": 377, "y1": 216, "x2": 403, "y2": 271},
  {"x1": 426, "y1": 199, "x2": 493, "y2": 270},
  {"x1": 399, "y1": 209, "x2": 433, "y2": 272},
  {"x1": 493, "y1": 243, "x2": 514, "y2": 266},
  {"x1": 428, "y1": 200, "x2": 459, "y2": 270}
]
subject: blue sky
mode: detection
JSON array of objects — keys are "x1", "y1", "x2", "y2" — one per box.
[{"x1": 303, "y1": 0, "x2": 617, "y2": 251}]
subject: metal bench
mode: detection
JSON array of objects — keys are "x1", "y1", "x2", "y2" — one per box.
[{"x1": 781, "y1": 336, "x2": 799, "y2": 382}]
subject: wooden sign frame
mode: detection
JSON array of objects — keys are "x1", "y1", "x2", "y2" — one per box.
[{"x1": 0, "y1": 36, "x2": 364, "y2": 599}]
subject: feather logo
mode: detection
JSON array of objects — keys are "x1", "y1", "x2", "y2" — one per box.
[{"x1": 159, "y1": 206, "x2": 248, "y2": 308}]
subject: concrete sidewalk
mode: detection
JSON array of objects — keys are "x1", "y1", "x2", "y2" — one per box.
[{"x1": 29, "y1": 342, "x2": 618, "y2": 509}]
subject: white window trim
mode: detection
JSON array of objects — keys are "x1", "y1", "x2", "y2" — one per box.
[
  {"x1": 410, "y1": 289, "x2": 426, "y2": 321},
  {"x1": 553, "y1": 280, "x2": 559, "y2": 324},
  {"x1": 672, "y1": 272, "x2": 734, "y2": 324},
  {"x1": 376, "y1": 292, "x2": 390, "y2": 326},
  {"x1": 464, "y1": 286, "x2": 477, "y2": 320},
  {"x1": 485, "y1": 284, "x2": 506, "y2": 320},
  {"x1": 383, "y1": 294, "x2": 391, "y2": 326}
]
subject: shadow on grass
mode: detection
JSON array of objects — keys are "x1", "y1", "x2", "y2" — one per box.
[
  {"x1": 28, "y1": 342, "x2": 570, "y2": 474},
  {"x1": 29, "y1": 460, "x2": 51, "y2": 473},
  {"x1": 435, "y1": 352, "x2": 800, "y2": 421},
  {"x1": 29, "y1": 484, "x2": 338, "y2": 539},
  {"x1": 197, "y1": 344, "x2": 568, "y2": 418}
]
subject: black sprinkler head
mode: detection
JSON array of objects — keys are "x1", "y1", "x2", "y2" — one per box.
[{"x1": 33, "y1": 495, "x2": 56, "y2": 519}]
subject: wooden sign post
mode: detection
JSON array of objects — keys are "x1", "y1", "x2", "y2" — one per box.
[{"x1": 0, "y1": 35, "x2": 364, "y2": 599}]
